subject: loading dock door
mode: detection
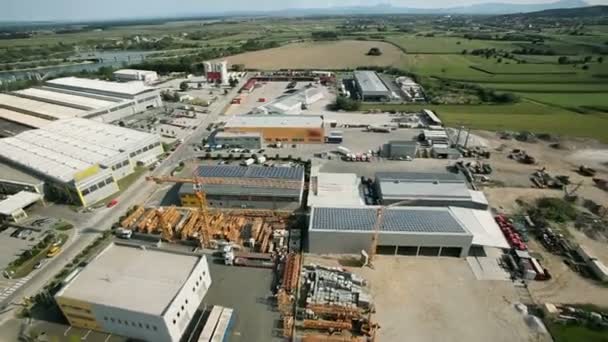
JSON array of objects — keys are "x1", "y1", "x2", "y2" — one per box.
[
  {"x1": 376, "y1": 245, "x2": 397, "y2": 255},
  {"x1": 440, "y1": 247, "x2": 462, "y2": 257},
  {"x1": 418, "y1": 246, "x2": 441, "y2": 256}
]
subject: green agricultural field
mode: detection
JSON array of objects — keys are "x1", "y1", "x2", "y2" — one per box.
[
  {"x1": 361, "y1": 101, "x2": 608, "y2": 142},
  {"x1": 386, "y1": 35, "x2": 519, "y2": 53},
  {"x1": 480, "y1": 83, "x2": 608, "y2": 93}
]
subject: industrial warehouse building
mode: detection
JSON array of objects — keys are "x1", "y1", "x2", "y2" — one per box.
[
  {"x1": 0, "y1": 77, "x2": 161, "y2": 130},
  {"x1": 308, "y1": 205, "x2": 509, "y2": 256},
  {"x1": 179, "y1": 165, "x2": 305, "y2": 210},
  {"x1": 309, "y1": 206, "x2": 473, "y2": 257},
  {"x1": 375, "y1": 172, "x2": 488, "y2": 210},
  {"x1": 223, "y1": 115, "x2": 324, "y2": 144},
  {"x1": 113, "y1": 69, "x2": 159, "y2": 84},
  {"x1": 209, "y1": 131, "x2": 262, "y2": 149},
  {"x1": 55, "y1": 243, "x2": 212, "y2": 342},
  {"x1": 0, "y1": 118, "x2": 163, "y2": 206},
  {"x1": 381, "y1": 140, "x2": 418, "y2": 159},
  {"x1": 354, "y1": 70, "x2": 391, "y2": 101},
  {"x1": 253, "y1": 86, "x2": 325, "y2": 115}
]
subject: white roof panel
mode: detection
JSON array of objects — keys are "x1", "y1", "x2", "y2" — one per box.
[
  {"x1": 354, "y1": 70, "x2": 389, "y2": 93},
  {"x1": 0, "y1": 93, "x2": 84, "y2": 119},
  {"x1": 57, "y1": 243, "x2": 202, "y2": 315},
  {"x1": 450, "y1": 207, "x2": 510, "y2": 249},
  {"x1": 0, "y1": 191, "x2": 42, "y2": 215},
  {"x1": 308, "y1": 169, "x2": 363, "y2": 207},
  {"x1": 46, "y1": 77, "x2": 154, "y2": 96},
  {"x1": 113, "y1": 69, "x2": 158, "y2": 76},
  {"x1": 14, "y1": 88, "x2": 118, "y2": 110},
  {"x1": 0, "y1": 108, "x2": 52, "y2": 128}
]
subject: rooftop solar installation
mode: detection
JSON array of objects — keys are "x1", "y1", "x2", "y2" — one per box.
[
  {"x1": 195, "y1": 165, "x2": 304, "y2": 180},
  {"x1": 311, "y1": 206, "x2": 467, "y2": 234}
]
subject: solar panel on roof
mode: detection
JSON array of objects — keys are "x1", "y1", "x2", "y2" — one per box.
[
  {"x1": 311, "y1": 207, "x2": 466, "y2": 234},
  {"x1": 195, "y1": 165, "x2": 304, "y2": 180}
]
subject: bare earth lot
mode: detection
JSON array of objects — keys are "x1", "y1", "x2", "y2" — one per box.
[
  {"x1": 218, "y1": 40, "x2": 404, "y2": 70},
  {"x1": 304, "y1": 255, "x2": 546, "y2": 342}
]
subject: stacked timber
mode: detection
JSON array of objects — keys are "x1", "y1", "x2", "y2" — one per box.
[{"x1": 121, "y1": 206, "x2": 144, "y2": 228}]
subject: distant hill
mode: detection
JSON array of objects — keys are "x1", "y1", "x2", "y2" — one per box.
[
  {"x1": 498, "y1": 5, "x2": 608, "y2": 18},
  {"x1": 205, "y1": 0, "x2": 590, "y2": 17}
]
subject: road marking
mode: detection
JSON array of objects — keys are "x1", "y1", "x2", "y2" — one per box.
[
  {"x1": 104, "y1": 334, "x2": 112, "y2": 342},
  {"x1": 64, "y1": 326, "x2": 72, "y2": 336},
  {"x1": 82, "y1": 329, "x2": 91, "y2": 340}
]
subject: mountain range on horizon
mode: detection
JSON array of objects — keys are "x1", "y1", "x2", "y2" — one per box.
[{"x1": 203, "y1": 0, "x2": 591, "y2": 17}]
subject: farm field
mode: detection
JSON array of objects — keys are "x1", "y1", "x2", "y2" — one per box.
[
  {"x1": 217, "y1": 40, "x2": 404, "y2": 69},
  {"x1": 386, "y1": 35, "x2": 521, "y2": 53},
  {"x1": 361, "y1": 101, "x2": 608, "y2": 142}
]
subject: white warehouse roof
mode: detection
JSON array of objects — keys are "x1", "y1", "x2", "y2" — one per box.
[
  {"x1": 0, "y1": 118, "x2": 160, "y2": 183},
  {"x1": 46, "y1": 77, "x2": 155, "y2": 96},
  {"x1": 0, "y1": 191, "x2": 42, "y2": 215},
  {"x1": 0, "y1": 108, "x2": 52, "y2": 128},
  {"x1": 44, "y1": 118, "x2": 159, "y2": 152},
  {"x1": 450, "y1": 207, "x2": 509, "y2": 249},
  {"x1": 57, "y1": 243, "x2": 204, "y2": 315},
  {"x1": 0, "y1": 93, "x2": 85, "y2": 119},
  {"x1": 14, "y1": 87, "x2": 120, "y2": 110},
  {"x1": 113, "y1": 69, "x2": 158, "y2": 76},
  {"x1": 225, "y1": 115, "x2": 323, "y2": 128},
  {"x1": 308, "y1": 169, "x2": 364, "y2": 207},
  {"x1": 354, "y1": 70, "x2": 389, "y2": 93}
]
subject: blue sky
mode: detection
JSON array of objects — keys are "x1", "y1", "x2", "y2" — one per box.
[{"x1": 2, "y1": 0, "x2": 604, "y2": 22}]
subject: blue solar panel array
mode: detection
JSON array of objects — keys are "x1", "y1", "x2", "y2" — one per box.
[
  {"x1": 195, "y1": 165, "x2": 304, "y2": 180},
  {"x1": 311, "y1": 207, "x2": 466, "y2": 234},
  {"x1": 375, "y1": 172, "x2": 465, "y2": 183}
]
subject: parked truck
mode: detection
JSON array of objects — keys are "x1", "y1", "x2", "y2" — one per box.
[
  {"x1": 241, "y1": 158, "x2": 255, "y2": 166},
  {"x1": 257, "y1": 156, "x2": 266, "y2": 164}
]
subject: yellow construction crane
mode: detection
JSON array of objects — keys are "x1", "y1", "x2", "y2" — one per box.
[{"x1": 366, "y1": 200, "x2": 413, "y2": 268}]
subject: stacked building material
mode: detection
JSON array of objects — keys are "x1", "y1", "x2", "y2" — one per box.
[
  {"x1": 302, "y1": 265, "x2": 371, "y2": 310},
  {"x1": 120, "y1": 206, "x2": 144, "y2": 228}
]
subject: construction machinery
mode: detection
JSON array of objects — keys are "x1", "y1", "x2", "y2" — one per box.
[
  {"x1": 594, "y1": 178, "x2": 608, "y2": 191},
  {"x1": 564, "y1": 181, "x2": 583, "y2": 202},
  {"x1": 579, "y1": 165, "x2": 597, "y2": 177}
]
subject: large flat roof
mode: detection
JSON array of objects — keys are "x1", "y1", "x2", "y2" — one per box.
[
  {"x1": 57, "y1": 243, "x2": 201, "y2": 316},
  {"x1": 0, "y1": 191, "x2": 42, "y2": 215},
  {"x1": 0, "y1": 118, "x2": 158, "y2": 183},
  {"x1": 195, "y1": 165, "x2": 304, "y2": 180},
  {"x1": 376, "y1": 172, "x2": 471, "y2": 201},
  {"x1": 354, "y1": 70, "x2": 389, "y2": 94},
  {"x1": 0, "y1": 93, "x2": 84, "y2": 119},
  {"x1": 46, "y1": 77, "x2": 155, "y2": 96},
  {"x1": 308, "y1": 170, "x2": 363, "y2": 207},
  {"x1": 449, "y1": 207, "x2": 509, "y2": 249},
  {"x1": 310, "y1": 206, "x2": 469, "y2": 234},
  {"x1": 113, "y1": 69, "x2": 158, "y2": 76},
  {"x1": 0, "y1": 108, "x2": 52, "y2": 128},
  {"x1": 14, "y1": 87, "x2": 120, "y2": 110},
  {"x1": 225, "y1": 115, "x2": 323, "y2": 128},
  {"x1": 44, "y1": 118, "x2": 158, "y2": 152}
]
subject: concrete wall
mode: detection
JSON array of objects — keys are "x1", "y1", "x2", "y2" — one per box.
[
  {"x1": 308, "y1": 230, "x2": 472, "y2": 257},
  {"x1": 77, "y1": 172, "x2": 119, "y2": 207},
  {"x1": 163, "y1": 256, "x2": 212, "y2": 341},
  {"x1": 93, "y1": 304, "x2": 170, "y2": 342},
  {"x1": 212, "y1": 135, "x2": 262, "y2": 149},
  {"x1": 181, "y1": 193, "x2": 301, "y2": 211}
]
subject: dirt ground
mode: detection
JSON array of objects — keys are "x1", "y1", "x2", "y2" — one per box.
[
  {"x1": 472, "y1": 130, "x2": 608, "y2": 306},
  {"x1": 304, "y1": 255, "x2": 549, "y2": 342},
  {"x1": 218, "y1": 40, "x2": 404, "y2": 70}
]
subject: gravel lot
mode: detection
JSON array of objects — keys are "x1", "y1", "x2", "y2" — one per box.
[{"x1": 304, "y1": 255, "x2": 549, "y2": 342}]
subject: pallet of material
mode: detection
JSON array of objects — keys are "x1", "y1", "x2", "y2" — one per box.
[
  {"x1": 303, "y1": 319, "x2": 352, "y2": 331},
  {"x1": 121, "y1": 206, "x2": 144, "y2": 228},
  {"x1": 198, "y1": 306, "x2": 223, "y2": 342},
  {"x1": 211, "y1": 307, "x2": 234, "y2": 342}
]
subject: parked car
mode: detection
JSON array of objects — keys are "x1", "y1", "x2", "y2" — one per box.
[
  {"x1": 33, "y1": 260, "x2": 46, "y2": 269},
  {"x1": 107, "y1": 199, "x2": 119, "y2": 208}
]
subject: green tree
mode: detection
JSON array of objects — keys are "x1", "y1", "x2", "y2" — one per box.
[
  {"x1": 558, "y1": 56, "x2": 569, "y2": 64},
  {"x1": 598, "y1": 56, "x2": 604, "y2": 63},
  {"x1": 333, "y1": 96, "x2": 361, "y2": 111}
]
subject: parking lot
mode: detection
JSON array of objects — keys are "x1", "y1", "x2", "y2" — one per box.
[
  {"x1": 304, "y1": 255, "x2": 550, "y2": 342},
  {"x1": 224, "y1": 81, "x2": 335, "y2": 116}
]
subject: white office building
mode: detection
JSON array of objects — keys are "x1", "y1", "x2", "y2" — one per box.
[
  {"x1": 113, "y1": 69, "x2": 159, "y2": 84},
  {"x1": 55, "y1": 243, "x2": 212, "y2": 342}
]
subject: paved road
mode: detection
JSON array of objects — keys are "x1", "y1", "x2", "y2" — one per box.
[{"x1": 0, "y1": 76, "x2": 247, "y2": 326}]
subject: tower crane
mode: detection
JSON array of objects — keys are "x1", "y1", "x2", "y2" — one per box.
[{"x1": 366, "y1": 200, "x2": 413, "y2": 268}]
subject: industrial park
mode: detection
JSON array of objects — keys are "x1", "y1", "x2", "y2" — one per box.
[{"x1": 1, "y1": 7, "x2": 608, "y2": 342}]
